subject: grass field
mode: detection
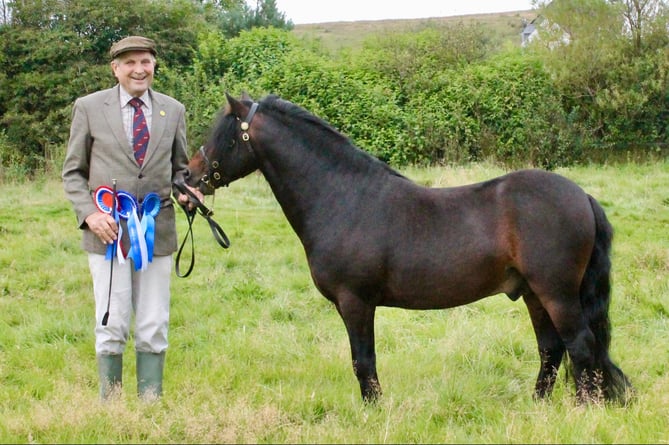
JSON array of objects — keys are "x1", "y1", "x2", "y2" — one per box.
[
  {"x1": 0, "y1": 162, "x2": 668, "y2": 443},
  {"x1": 292, "y1": 10, "x2": 537, "y2": 51}
]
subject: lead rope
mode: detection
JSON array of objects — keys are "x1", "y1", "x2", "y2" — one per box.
[
  {"x1": 173, "y1": 102, "x2": 257, "y2": 277},
  {"x1": 174, "y1": 201, "x2": 197, "y2": 278},
  {"x1": 173, "y1": 178, "x2": 230, "y2": 278}
]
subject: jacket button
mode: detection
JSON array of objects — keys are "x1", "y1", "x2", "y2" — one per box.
[{"x1": 138, "y1": 173, "x2": 144, "y2": 179}]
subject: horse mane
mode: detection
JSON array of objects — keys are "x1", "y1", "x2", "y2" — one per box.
[
  {"x1": 260, "y1": 95, "x2": 345, "y2": 142},
  {"x1": 258, "y1": 95, "x2": 407, "y2": 180}
]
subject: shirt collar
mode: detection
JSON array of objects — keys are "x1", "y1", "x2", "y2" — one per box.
[{"x1": 119, "y1": 86, "x2": 151, "y2": 108}]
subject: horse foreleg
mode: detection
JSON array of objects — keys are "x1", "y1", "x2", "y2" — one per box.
[
  {"x1": 335, "y1": 295, "x2": 381, "y2": 403},
  {"x1": 523, "y1": 293, "x2": 566, "y2": 399}
]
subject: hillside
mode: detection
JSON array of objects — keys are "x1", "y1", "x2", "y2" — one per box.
[{"x1": 292, "y1": 10, "x2": 537, "y2": 51}]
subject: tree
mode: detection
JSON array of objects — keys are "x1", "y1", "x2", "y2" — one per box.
[
  {"x1": 616, "y1": 0, "x2": 667, "y2": 52},
  {"x1": 531, "y1": 0, "x2": 669, "y2": 151},
  {"x1": 358, "y1": 23, "x2": 491, "y2": 105},
  {"x1": 0, "y1": 0, "x2": 11, "y2": 24},
  {"x1": 214, "y1": 0, "x2": 292, "y2": 37},
  {"x1": 250, "y1": 0, "x2": 293, "y2": 29},
  {"x1": 0, "y1": 0, "x2": 207, "y2": 173}
]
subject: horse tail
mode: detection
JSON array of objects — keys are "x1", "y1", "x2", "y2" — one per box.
[{"x1": 579, "y1": 195, "x2": 632, "y2": 403}]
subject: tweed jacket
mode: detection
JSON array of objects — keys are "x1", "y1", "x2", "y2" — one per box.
[{"x1": 62, "y1": 85, "x2": 189, "y2": 256}]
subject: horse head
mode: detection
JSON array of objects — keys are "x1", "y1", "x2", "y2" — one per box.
[{"x1": 185, "y1": 93, "x2": 260, "y2": 195}]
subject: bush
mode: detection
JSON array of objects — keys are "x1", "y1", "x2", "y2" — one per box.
[
  {"x1": 182, "y1": 29, "x2": 410, "y2": 165},
  {"x1": 259, "y1": 50, "x2": 408, "y2": 164},
  {"x1": 405, "y1": 52, "x2": 574, "y2": 168},
  {"x1": 0, "y1": 129, "x2": 36, "y2": 182}
]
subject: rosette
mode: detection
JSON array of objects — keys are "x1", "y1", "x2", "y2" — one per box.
[
  {"x1": 140, "y1": 192, "x2": 161, "y2": 263},
  {"x1": 94, "y1": 185, "x2": 125, "y2": 263},
  {"x1": 117, "y1": 191, "x2": 148, "y2": 270}
]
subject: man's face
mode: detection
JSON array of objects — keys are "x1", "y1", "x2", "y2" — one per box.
[{"x1": 111, "y1": 50, "x2": 155, "y2": 97}]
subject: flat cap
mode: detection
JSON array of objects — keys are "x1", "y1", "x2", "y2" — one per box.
[{"x1": 110, "y1": 36, "x2": 157, "y2": 59}]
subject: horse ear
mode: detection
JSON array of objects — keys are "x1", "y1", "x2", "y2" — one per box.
[
  {"x1": 224, "y1": 92, "x2": 234, "y2": 113},
  {"x1": 224, "y1": 92, "x2": 248, "y2": 119}
]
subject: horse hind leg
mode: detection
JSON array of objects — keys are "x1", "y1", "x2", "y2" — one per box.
[
  {"x1": 521, "y1": 275, "x2": 603, "y2": 402},
  {"x1": 523, "y1": 292, "x2": 566, "y2": 399},
  {"x1": 535, "y1": 296, "x2": 608, "y2": 403}
]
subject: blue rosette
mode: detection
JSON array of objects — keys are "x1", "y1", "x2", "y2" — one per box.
[
  {"x1": 117, "y1": 191, "x2": 148, "y2": 270},
  {"x1": 140, "y1": 192, "x2": 161, "y2": 263}
]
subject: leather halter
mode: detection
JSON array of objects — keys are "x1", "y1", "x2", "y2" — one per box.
[
  {"x1": 171, "y1": 102, "x2": 258, "y2": 277},
  {"x1": 199, "y1": 102, "x2": 259, "y2": 191}
]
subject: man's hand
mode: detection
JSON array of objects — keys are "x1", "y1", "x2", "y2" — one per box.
[
  {"x1": 177, "y1": 184, "x2": 205, "y2": 211},
  {"x1": 85, "y1": 212, "x2": 118, "y2": 245}
]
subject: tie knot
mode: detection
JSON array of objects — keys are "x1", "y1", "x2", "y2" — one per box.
[{"x1": 129, "y1": 97, "x2": 144, "y2": 110}]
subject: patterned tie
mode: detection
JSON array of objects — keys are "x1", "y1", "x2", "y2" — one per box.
[{"x1": 129, "y1": 97, "x2": 149, "y2": 165}]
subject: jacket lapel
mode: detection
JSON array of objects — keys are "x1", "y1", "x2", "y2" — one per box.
[{"x1": 103, "y1": 85, "x2": 137, "y2": 165}]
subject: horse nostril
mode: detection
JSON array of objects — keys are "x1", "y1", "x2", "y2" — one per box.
[{"x1": 181, "y1": 169, "x2": 192, "y2": 185}]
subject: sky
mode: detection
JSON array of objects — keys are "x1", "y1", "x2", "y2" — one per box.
[{"x1": 266, "y1": 0, "x2": 536, "y2": 25}]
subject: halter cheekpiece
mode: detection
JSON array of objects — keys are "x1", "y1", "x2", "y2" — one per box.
[{"x1": 199, "y1": 102, "x2": 259, "y2": 191}]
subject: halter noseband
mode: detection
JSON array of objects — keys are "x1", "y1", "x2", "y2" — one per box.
[{"x1": 199, "y1": 102, "x2": 259, "y2": 191}]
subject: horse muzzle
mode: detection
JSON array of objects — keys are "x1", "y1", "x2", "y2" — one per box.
[{"x1": 179, "y1": 167, "x2": 216, "y2": 196}]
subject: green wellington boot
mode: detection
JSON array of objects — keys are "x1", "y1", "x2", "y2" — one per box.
[
  {"x1": 136, "y1": 351, "x2": 165, "y2": 401},
  {"x1": 97, "y1": 353, "x2": 123, "y2": 400}
]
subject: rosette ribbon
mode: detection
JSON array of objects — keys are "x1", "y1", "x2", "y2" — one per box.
[
  {"x1": 117, "y1": 191, "x2": 148, "y2": 271},
  {"x1": 140, "y1": 192, "x2": 161, "y2": 263},
  {"x1": 94, "y1": 186, "x2": 125, "y2": 264}
]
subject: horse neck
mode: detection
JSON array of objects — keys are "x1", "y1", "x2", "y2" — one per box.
[{"x1": 254, "y1": 129, "x2": 389, "y2": 235}]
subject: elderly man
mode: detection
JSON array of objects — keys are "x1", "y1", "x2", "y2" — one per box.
[{"x1": 62, "y1": 35, "x2": 201, "y2": 401}]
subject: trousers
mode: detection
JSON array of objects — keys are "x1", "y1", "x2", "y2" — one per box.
[{"x1": 88, "y1": 253, "x2": 171, "y2": 355}]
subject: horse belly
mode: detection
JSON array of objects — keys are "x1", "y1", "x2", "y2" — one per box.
[
  {"x1": 369, "y1": 208, "x2": 509, "y2": 309},
  {"x1": 380, "y1": 254, "x2": 511, "y2": 310}
]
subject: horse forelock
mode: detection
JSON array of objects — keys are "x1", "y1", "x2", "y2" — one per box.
[{"x1": 208, "y1": 108, "x2": 237, "y2": 152}]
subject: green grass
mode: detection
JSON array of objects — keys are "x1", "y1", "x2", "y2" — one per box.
[{"x1": 1, "y1": 162, "x2": 668, "y2": 443}]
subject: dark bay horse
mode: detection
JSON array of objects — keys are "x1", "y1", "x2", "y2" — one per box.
[{"x1": 184, "y1": 93, "x2": 632, "y2": 404}]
